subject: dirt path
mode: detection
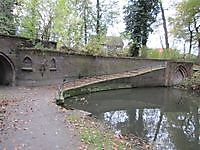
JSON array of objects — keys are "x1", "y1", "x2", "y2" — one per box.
[{"x1": 0, "y1": 86, "x2": 81, "y2": 150}]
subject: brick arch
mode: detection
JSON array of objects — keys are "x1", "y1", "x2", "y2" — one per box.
[
  {"x1": 0, "y1": 52, "x2": 15, "y2": 86},
  {"x1": 173, "y1": 65, "x2": 188, "y2": 85}
]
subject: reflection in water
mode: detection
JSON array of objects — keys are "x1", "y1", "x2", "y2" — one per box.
[
  {"x1": 104, "y1": 111, "x2": 128, "y2": 135},
  {"x1": 64, "y1": 88, "x2": 200, "y2": 150}
]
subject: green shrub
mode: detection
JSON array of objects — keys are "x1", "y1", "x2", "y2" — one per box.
[
  {"x1": 179, "y1": 71, "x2": 200, "y2": 94},
  {"x1": 146, "y1": 48, "x2": 161, "y2": 59},
  {"x1": 146, "y1": 48, "x2": 182, "y2": 60}
]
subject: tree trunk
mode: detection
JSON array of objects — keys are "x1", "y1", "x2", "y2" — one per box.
[
  {"x1": 197, "y1": 39, "x2": 200, "y2": 63},
  {"x1": 83, "y1": 0, "x2": 88, "y2": 45},
  {"x1": 130, "y1": 43, "x2": 139, "y2": 57},
  {"x1": 194, "y1": 17, "x2": 200, "y2": 63},
  {"x1": 153, "y1": 113, "x2": 164, "y2": 142},
  {"x1": 188, "y1": 23, "x2": 193, "y2": 56},
  {"x1": 159, "y1": 1, "x2": 169, "y2": 49},
  {"x1": 41, "y1": 16, "x2": 52, "y2": 41},
  {"x1": 194, "y1": 107, "x2": 199, "y2": 144},
  {"x1": 183, "y1": 40, "x2": 186, "y2": 60},
  {"x1": 96, "y1": 0, "x2": 100, "y2": 36},
  {"x1": 160, "y1": 36, "x2": 164, "y2": 50}
]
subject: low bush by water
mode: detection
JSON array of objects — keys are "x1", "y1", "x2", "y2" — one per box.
[{"x1": 179, "y1": 71, "x2": 200, "y2": 94}]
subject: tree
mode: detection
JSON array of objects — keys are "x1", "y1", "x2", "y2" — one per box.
[
  {"x1": 85, "y1": 0, "x2": 119, "y2": 53},
  {"x1": 18, "y1": 0, "x2": 84, "y2": 47},
  {"x1": 16, "y1": 0, "x2": 119, "y2": 51},
  {"x1": 95, "y1": 0, "x2": 119, "y2": 37},
  {"x1": 189, "y1": 0, "x2": 200, "y2": 62},
  {"x1": 96, "y1": 0, "x2": 100, "y2": 36},
  {"x1": 124, "y1": 0, "x2": 160, "y2": 57},
  {"x1": 39, "y1": 0, "x2": 56, "y2": 41},
  {"x1": 81, "y1": 0, "x2": 93, "y2": 45},
  {"x1": 48, "y1": 0, "x2": 119, "y2": 48},
  {"x1": 159, "y1": 1, "x2": 169, "y2": 49},
  {"x1": 0, "y1": 0, "x2": 16, "y2": 35},
  {"x1": 19, "y1": 0, "x2": 41, "y2": 39},
  {"x1": 74, "y1": 0, "x2": 94, "y2": 45},
  {"x1": 170, "y1": 0, "x2": 200, "y2": 61},
  {"x1": 51, "y1": 0, "x2": 85, "y2": 48}
]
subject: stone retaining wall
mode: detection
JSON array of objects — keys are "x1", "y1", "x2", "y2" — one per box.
[
  {"x1": 0, "y1": 34, "x2": 193, "y2": 86},
  {"x1": 15, "y1": 48, "x2": 167, "y2": 86}
]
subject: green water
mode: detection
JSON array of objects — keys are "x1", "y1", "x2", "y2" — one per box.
[{"x1": 64, "y1": 88, "x2": 200, "y2": 150}]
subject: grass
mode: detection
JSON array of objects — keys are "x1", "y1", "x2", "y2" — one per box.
[
  {"x1": 145, "y1": 48, "x2": 198, "y2": 62},
  {"x1": 66, "y1": 113, "x2": 134, "y2": 150},
  {"x1": 146, "y1": 48, "x2": 182, "y2": 60},
  {"x1": 81, "y1": 128, "x2": 106, "y2": 149}
]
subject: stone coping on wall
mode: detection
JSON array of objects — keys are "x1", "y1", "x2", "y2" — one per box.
[{"x1": 17, "y1": 48, "x2": 194, "y2": 64}]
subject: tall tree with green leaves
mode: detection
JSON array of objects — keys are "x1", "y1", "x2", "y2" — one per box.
[
  {"x1": 124, "y1": 0, "x2": 160, "y2": 57},
  {"x1": 51, "y1": 0, "x2": 87, "y2": 48},
  {"x1": 0, "y1": 0, "x2": 16, "y2": 35},
  {"x1": 170, "y1": 0, "x2": 200, "y2": 61},
  {"x1": 19, "y1": 0, "x2": 41, "y2": 39},
  {"x1": 84, "y1": 0, "x2": 119, "y2": 53},
  {"x1": 95, "y1": 0, "x2": 119, "y2": 36},
  {"x1": 96, "y1": 0, "x2": 100, "y2": 36},
  {"x1": 82, "y1": 0, "x2": 92, "y2": 45},
  {"x1": 74, "y1": 0, "x2": 94, "y2": 45},
  {"x1": 17, "y1": 0, "x2": 119, "y2": 51},
  {"x1": 18, "y1": 0, "x2": 83, "y2": 47}
]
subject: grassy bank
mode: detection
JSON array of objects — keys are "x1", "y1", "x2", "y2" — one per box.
[{"x1": 65, "y1": 110, "x2": 152, "y2": 150}]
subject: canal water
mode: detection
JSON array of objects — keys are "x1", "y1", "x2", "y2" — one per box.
[{"x1": 63, "y1": 88, "x2": 200, "y2": 150}]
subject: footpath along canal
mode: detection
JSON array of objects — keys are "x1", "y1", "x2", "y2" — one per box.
[{"x1": 0, "y1": 86, "x2": 81, "y2": 150}]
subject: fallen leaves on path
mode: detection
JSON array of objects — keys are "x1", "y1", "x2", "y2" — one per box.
[{"x1": 0, "y1": 95, "x2": 18, "y2": 133}]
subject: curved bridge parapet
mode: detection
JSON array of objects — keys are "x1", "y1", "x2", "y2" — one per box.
[
  {"x1": 57, "y1": 61, "x2": 193, "y2": 104},
  {"x1": 57, "y1": 65, "x2": 167, "y2": 103}
]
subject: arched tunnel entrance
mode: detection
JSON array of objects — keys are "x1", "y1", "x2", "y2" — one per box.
[
  {"x1": 173, "y1": 65, "x2": 188, "y2": 85},
  {"x1": 0, "y1": 53, "x2": 15, "y2": 86}
]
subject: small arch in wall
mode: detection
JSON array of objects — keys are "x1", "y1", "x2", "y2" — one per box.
[
  {"x1": 21, "y1": 56, "x2": 33, "y2": 72},
  {"x1": 0, "y1": 52, "x2": 15, "y2": 86},
  {"x1": 173, "y1": 65, "x2": 188, "y2": 85},
  {"x1": 176, "y1": 65, "x2": 188, "y2": 77},
  {"x1": 50, "y1": 58, "x2": 56, "y2": 71}
]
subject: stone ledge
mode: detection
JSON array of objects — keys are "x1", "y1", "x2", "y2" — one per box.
[{"x1": 21, "y1": 67, "x2": 33, "y2": 72}]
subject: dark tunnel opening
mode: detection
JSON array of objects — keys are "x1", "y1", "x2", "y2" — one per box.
[
  {"x1": 0, "y1": 54, "x2": 14, "y2": 86},
  {"x1": 173, "y1": 66, "x2": 188, "y2": 85}
]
